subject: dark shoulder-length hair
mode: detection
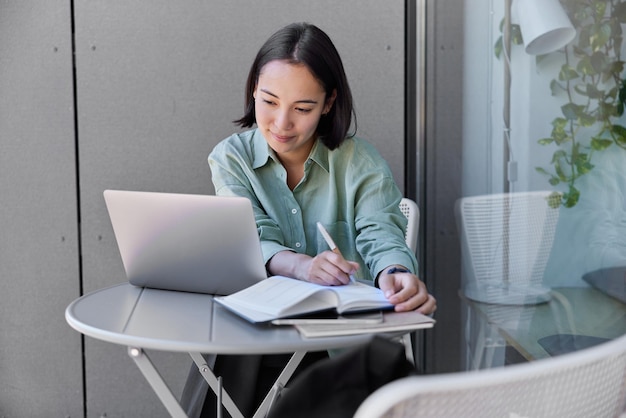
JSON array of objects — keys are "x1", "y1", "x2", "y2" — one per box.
[{"x1": 234, "y1": 22, "x2": 356, "y2": 150}]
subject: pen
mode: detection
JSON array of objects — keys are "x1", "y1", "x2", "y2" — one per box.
[
  {"x1": 316, "y1": 222, "x2": 355, "y2": 283},
  {"x1": 316, "y1": 222, "x2": 341, "y2": 255}
]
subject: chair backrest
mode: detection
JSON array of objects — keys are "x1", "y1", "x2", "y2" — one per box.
[
  {"x1": 398, "y1": 198, "x2": 420, "y2": 365},
  {"x1": 399, "y1": 198, "x2": 419, "y2": 253},
  {"x1": 354, "y1": 332, "x2": 626, "y2": 418},
  {"x1": 455, "y1": 191, "x2": 560, "y2": 298}
]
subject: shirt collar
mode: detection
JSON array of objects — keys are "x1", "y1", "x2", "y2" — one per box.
[
  {"x1": 252, "y1": 129, "x2": 272, "y2": 169},
  {"x1": 308, "y1": 138, "x2": 330, "y2": 173}
]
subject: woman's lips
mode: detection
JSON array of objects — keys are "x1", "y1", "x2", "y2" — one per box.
[{"x1": 271, "y1": 132, "x2": 294, "y2": 143}]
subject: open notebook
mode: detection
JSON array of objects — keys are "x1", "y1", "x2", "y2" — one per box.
[{"x1": 215, "y1": 275, "x2": 395, "y2": 323}]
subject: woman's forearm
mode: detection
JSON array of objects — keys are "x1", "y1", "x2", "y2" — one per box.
[{"x1": 266, "y1": 250, "x2": 313, "y2": 281}]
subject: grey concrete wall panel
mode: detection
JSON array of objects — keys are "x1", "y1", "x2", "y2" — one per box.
[{"x1": 0, "y1": 1, "x2": 82, "y2": 416}]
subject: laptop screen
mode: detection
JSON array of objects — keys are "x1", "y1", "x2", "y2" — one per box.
[{"x1": 104, "y1": 190, "x2": 267, "y2": 295}]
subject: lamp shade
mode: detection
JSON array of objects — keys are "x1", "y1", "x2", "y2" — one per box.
[{"x1": 513, "y1": 0, "x2": 576, "y2": 55}]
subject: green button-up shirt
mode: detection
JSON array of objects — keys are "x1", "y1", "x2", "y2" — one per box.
[{"x1": 208, "y1": 128, "x2": 418, "y2": 282}]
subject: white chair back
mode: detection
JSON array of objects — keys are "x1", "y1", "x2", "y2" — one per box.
[
  {"x1": 456, "y1": 191, "x2": 560, "y2": 304},
  {"x1": 399, "y1": 198, "x2": 419, "y2": 253},
  {"x1": 398, "y1": 198, "x2": 420, "y2": 365},
  {"x1": 355, "y1": 332, "x2": 626, "y2": 418}
]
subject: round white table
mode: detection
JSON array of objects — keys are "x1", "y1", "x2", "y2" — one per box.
[{"x1": 66, "y1": 283, "x2": 377, "y2": 418}]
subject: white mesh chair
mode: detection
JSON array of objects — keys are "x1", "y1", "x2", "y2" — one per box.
[
  {"x1": 456, "y1": 191, "x2": 560, "y2": 305},
  {"x1": 398, "y1": 198, "x2": 420, "y2": 365},
  {"x1": 399, "y1": 198, "x2": 419, "y2": 255},
  {"x1": 354, "y1": 332, "x2": 626, "y2": 418},
  {"x1": 456, "y1": 192, "x2": 561, "y2": 369}
]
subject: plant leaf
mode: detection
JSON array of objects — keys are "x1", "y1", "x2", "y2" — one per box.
[
  {"x1": 578, "y1": 26, "x2": 591, "y2": 50},
  {"x1": 494, "y1": 37, "x2": 503, "y2": 60},
  {"x1": 511, "y1": 24, "x2": 523, "y2": 45},
  {"x1": 575, "y1": 158, "x2": 593, "y2": 175},
  {"x1": 554, "y1": 159, "x2": 569, "y2": 182},
  {"x1": 591, "y1": 22, "x2": 612, "y2": 51},
  {"x1": 590, "y1": 51, "x2": 609, "y2": 73},
  {"x1": 550, "y1": 117, "x2": 570, "y2": 144},
  {"x1": 559, "y1": 64, "x2": 579, "y2": 81},
  {"x1": 585, "y1": 83, "x2": 603, "y2": 98},
  {"x1": 591, "y1": 137, "x2": 613, "y2": 151},
  {"x1": 551, "y1": 117, "x2": 568, "y2": 129},
  {"x1": 561, "y1": 103, "x2": 584, "y2": 120},
  {"x1": 612, "y1": 124, "x2": 626, "y2": 136},
  {"x1": 620, "y1": 79, "x2": 626, "y2": 103},
  {"x1": 550, "y1": 79, "x2": 565, "y2": 96},
  {"x1": 595, "y1": 1, "x2": 607, "y2": 21},
  {"x1": 552, "y1": 149, "x2": 567, "y2": 164},
  {"x1": 577, "y1": 56, "x2": 596, "y2": 75},
  {"x1": 563, "y1": 186, "x2": 580, "y2": 208},
  {"x1": 613, "y1": 124, "x2": 626, "y2": 146},
  {"x1": 580, "y1": 113, "x2": 597, "y2": 127},
  {"x1": 546, "y1": 192, "x2": 563, "y2": 209},
  {"x1": 599, "y1": 102, "x2": 619, "y2": 119}
]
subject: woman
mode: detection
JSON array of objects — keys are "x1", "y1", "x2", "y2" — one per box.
[
  {"x1": 211, "y1": 22, "x2": 435, "y2": 312},
  {"x1": 183, "y1": 22, "x2": 436, "y2": 417}
]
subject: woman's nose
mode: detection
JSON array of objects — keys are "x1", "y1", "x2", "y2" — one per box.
[{"x1": 274, "y1": 108, "x2": 293, "y2": 131}]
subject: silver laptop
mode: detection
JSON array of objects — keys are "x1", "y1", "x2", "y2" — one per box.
[{"x1": 103, "y1": 190, "x2": 267, "y2": 295}]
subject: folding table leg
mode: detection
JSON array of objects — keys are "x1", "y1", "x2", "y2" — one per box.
[
  {"x1": 127, "y1": 347, "x2": 188, "y2": 418},
  {"x1": 253, "y1": 351, "x2": 307, "y2": 418},
  {"x1": 189, "y1": 352, "x2": 245, "y2": 418},
  {"x1": 188, "y1": 351, "x2": 307, "y2": 418}
]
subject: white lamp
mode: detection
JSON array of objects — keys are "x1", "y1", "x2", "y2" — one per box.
[
  {"x1": 502, "y1": 0, "x2": 575, "y2": 193},
  {"x1": 480, "y1": 0, "x2": 575, "y2": 305},
  {"x1": 513, "y1": 0, "x2": 576, "y2": 55}
]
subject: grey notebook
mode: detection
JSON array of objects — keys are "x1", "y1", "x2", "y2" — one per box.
[{"x1": 103, "y1": 190, "x2": 266, "y2": 295}]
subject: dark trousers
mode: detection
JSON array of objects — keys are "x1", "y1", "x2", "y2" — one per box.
[
  {"x1": 267, "y1": 337, "x2": 416, "y2": 418},
  {"x1": 180, "y1": 352, "x2": 328, "y2": 418}
]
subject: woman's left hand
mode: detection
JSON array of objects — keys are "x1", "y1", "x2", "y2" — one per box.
[{"x1": 377, "y1": 267, "x2": 437, "y2": 314}]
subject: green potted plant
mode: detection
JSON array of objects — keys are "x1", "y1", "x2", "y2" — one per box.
[{"x1": 497, "y1": 0, "x2": 626, "y2": 207}]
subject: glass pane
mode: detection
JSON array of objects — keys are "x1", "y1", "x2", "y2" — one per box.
[{"x1": 460, "y1": 0, "x2": 626, "y2": 370}]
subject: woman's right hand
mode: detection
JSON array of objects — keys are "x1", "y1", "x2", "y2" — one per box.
[
  {"x1": 303, "y1": 251, "x2": 360, "y2": 286},
  {"x1": 267, "y1": 250, "x2": 359, "y2": 286}
]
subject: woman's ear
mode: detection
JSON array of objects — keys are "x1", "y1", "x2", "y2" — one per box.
[{"x1": 324, "y1": 89, "x2": 337, "y2": 114}]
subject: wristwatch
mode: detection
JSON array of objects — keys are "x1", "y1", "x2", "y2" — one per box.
[
  {"x1": 387, "y1": 267, "x2": 411, "y2": 275},
  {"x1": 374, "y1": 266, "x2": 412, "y2": 288}
]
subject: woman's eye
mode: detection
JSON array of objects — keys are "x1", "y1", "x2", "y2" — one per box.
[
  {"x1": 262, "y1": 99, "x2": 276, "y2": 106},
  {"x1": 296, "y1": 108, "x2": 313, "y2": 114}
]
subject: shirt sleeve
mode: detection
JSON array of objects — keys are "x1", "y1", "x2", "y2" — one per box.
[
  {"x1": 349, "y1": 142, "x2": 419, "y2": 280},
  {"x1": 208, "y1": 133, "x2": 294, "y2": 265}
]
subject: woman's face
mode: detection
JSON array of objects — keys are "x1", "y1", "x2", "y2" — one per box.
[{"x1": 254, "y1": 60, "x2": 335, "y2": 162}]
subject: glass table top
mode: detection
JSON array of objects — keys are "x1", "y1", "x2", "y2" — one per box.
[{"x1": 459, "y1": 275, "x2": 626, "y2": 370}]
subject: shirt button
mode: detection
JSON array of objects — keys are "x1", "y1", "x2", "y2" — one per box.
[
  {"x1": 295, "y1": 242, "x2": 302, "y2": 248},
  {"x1": 291, "y1": 208, "x2": 298, "y2": 214}
]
